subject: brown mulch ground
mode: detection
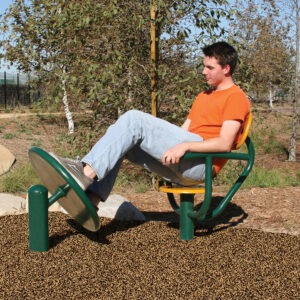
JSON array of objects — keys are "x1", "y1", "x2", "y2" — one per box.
[{"x1": 0, "y1": 213, "x2": 299, "y2": 299}]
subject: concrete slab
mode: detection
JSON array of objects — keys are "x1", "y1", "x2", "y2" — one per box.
[
  {"x1": 1, "y1": 192, "x2": 145, "y2": 222},
  {"x1": 0, "y1": 193, "x2": 26, "y2": 216},
  {"x1": 98, "y1": 194, "x2": 146, "y2": 221}
]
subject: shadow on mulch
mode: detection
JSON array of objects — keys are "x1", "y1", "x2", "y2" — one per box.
[
  {"x1": 143, "y1": 196, "x2": 248, "y2": 236},
  {"x1": 0, "y1": 211, "x2": 299, "y2": 299}
]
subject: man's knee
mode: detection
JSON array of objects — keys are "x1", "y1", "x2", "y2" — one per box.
[
  {"x1": 122, "y1": 109, "x2": 141, "y2": 119},
  {"x1": 119, "y1": 109, "x2": 146, "y2": 126}
]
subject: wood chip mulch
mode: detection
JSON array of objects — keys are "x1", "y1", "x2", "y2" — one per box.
[{"x1": 0, "y1": 213, "x2": 299, "y2": 299}]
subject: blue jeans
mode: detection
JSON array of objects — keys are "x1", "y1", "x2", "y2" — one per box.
[{"x1": 82, "y1": 110, "x2": 205, "y2": 200}]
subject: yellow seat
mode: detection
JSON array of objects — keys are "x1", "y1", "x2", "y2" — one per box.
[{"x1": 156, "y1": 112, "x2": 255, "y2": 240}]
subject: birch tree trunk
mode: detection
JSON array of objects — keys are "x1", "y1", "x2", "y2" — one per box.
[
  {"x1": 269, "y1": 84, "x2": 274, "y2": 109},
  {"x1": 289, "y1": 94, "x2": 298, "y2": 161},
  {"x1": 288, "y1": 0, "x2": 299, "y2": 161},
  {"x1": 150, "y1": 2, "x2": 158, "y2": 117},
  {"x1": 61, "y1": 70, "x2": 74, "y2": 134}
]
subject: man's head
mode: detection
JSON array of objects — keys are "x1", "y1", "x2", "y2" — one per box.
[{"x1": 202, "y1": 42, "x2": 238, "y2": 76}]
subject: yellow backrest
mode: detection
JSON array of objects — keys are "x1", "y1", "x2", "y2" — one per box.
[{"x1": 234, "y1": 111, "x2": 253, "y2": 150}]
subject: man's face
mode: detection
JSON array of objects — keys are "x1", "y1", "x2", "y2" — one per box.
[{"x1": 202, "y1": 56, "x2": 230, "y2": 87}]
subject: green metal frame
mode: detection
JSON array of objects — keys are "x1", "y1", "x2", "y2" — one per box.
[
  {"x1": 28, "y1": 147, "x2": 100, "y2": 252},
  {"x1": 164, "y1": 136, "x2": 255, "y2": 240},
  {"x1": 28, "y1": 135, "x2": 255, "y2": 249}
]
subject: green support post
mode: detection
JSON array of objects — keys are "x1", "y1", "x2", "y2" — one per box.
[
  {"x1": 179, "y1": 194, "x2": 195, "y2": 240},
  {"x1": 28, "y1": 185, "x2": 49, "y2": 252}
]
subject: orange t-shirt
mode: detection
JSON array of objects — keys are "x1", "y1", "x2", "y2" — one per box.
[{"x1": 187, "y1": 85, "x2": 250, "y2": 174}]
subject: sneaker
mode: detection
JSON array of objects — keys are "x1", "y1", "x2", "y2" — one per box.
[{"x1": 50, "y1": 153, "x2": 93, "y2": 190}]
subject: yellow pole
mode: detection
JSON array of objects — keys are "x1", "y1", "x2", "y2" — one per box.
[{"x1": 150, "y1": 2, "x2": 158, "y2": 117}]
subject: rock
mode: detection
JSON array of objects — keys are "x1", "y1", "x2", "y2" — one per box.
[
  {"x1": 0, "y1": 193, "x2": 26, "y2": 216},
  {"x1": 24, "y1": 192, "x2": 146, "y2": 222},
  {"x1": 98, "y1": 194, "x2": 146, "y2": 221},
  {"x1": 0, "y1": 145, "x2": 16, "y2": 175}
]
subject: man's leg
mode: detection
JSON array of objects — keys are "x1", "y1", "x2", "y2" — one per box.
[
  {"x1": 82, "y1": 110, "x2": 205, "y2": 184},
  {"x1": 86, "y1": 158, "x2": 123, "y2": 202},
  {"x1": 126, "y1": 146, "x2": 203, "y2": 186}
]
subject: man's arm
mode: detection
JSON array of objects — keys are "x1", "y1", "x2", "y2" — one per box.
[
  {"x1": 181, "y1": 119, "x2": 191, "y2": 131},
  {"x1": 162, "y1": 120, "x2": 241, "y2": 165}
]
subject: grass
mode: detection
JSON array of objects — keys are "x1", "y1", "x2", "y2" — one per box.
[
  {"x1": 252, "y1": 130, "x2": 288, "y2": 156},
  {"x1": 215, "y1": 159, "x2": 300, "y2": 189},
  {"x1": 0, "y1": 163, "x2": 40, "y2": 193},
  {"x1": 3, "y1": 133, "x2": 16, "y2": 139},
  {"x1": 243, "y1": 167, "x2": 300, "y2": 188}
]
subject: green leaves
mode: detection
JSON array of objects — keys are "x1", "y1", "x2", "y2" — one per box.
[
  {"x1": 0, "y1": 0, "x2": 231, "y2": 122},
  {"x1": 230, "y1": 0, "x2": 294, "y2": 98}
]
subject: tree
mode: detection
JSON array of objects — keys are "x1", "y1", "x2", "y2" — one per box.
[
  {"x1": 289, "y1": 0, "x2": 300, "y2": 162},
  {"x1": 150, "y1": 0, "x2": 233, "y2": 120},
  {"x1": 264, "y1": 0, "x2": 299, "y2": 161},
  {"x1": 1, "y1": 0, "x2": 150, "y2": 132},
  {"x1": 230, "y1": 0, "x2": 298, "y2": 162},
  {"x1": 0, "y1": 0, "x2": 232, "y2": 132},
  {"x1": 229, "y1": 0, "x2": 293, "y2": 104},
  {"x1": 278, "y1": 0, "x2": 300, "y2": 162}
]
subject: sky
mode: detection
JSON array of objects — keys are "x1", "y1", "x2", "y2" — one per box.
[
  {"x1": 0, "y1": 0, "x2": 13, "y2": 16},
  {"x1": 0, "y1": 0, "x2": 16, "y2": 73}
]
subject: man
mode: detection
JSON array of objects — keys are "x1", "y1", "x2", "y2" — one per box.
[{"x1": 52, "y1": 41, "x2": 250, "y2": 204}]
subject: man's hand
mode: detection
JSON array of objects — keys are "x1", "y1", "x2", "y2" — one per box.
[
  {"x1": 161, "y1": 119, "x2": 191, "y2": 165},
  {"x1": 162, "y1": 120, "x2": 242, "y2": 166},
  {"x1": 162, "y1": 143, "x2": 188, "y2": 166}
]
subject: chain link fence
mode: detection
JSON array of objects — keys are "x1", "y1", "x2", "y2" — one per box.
[{"x1": 0, "y1": 71, "x2": 36, "y2": 109}]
